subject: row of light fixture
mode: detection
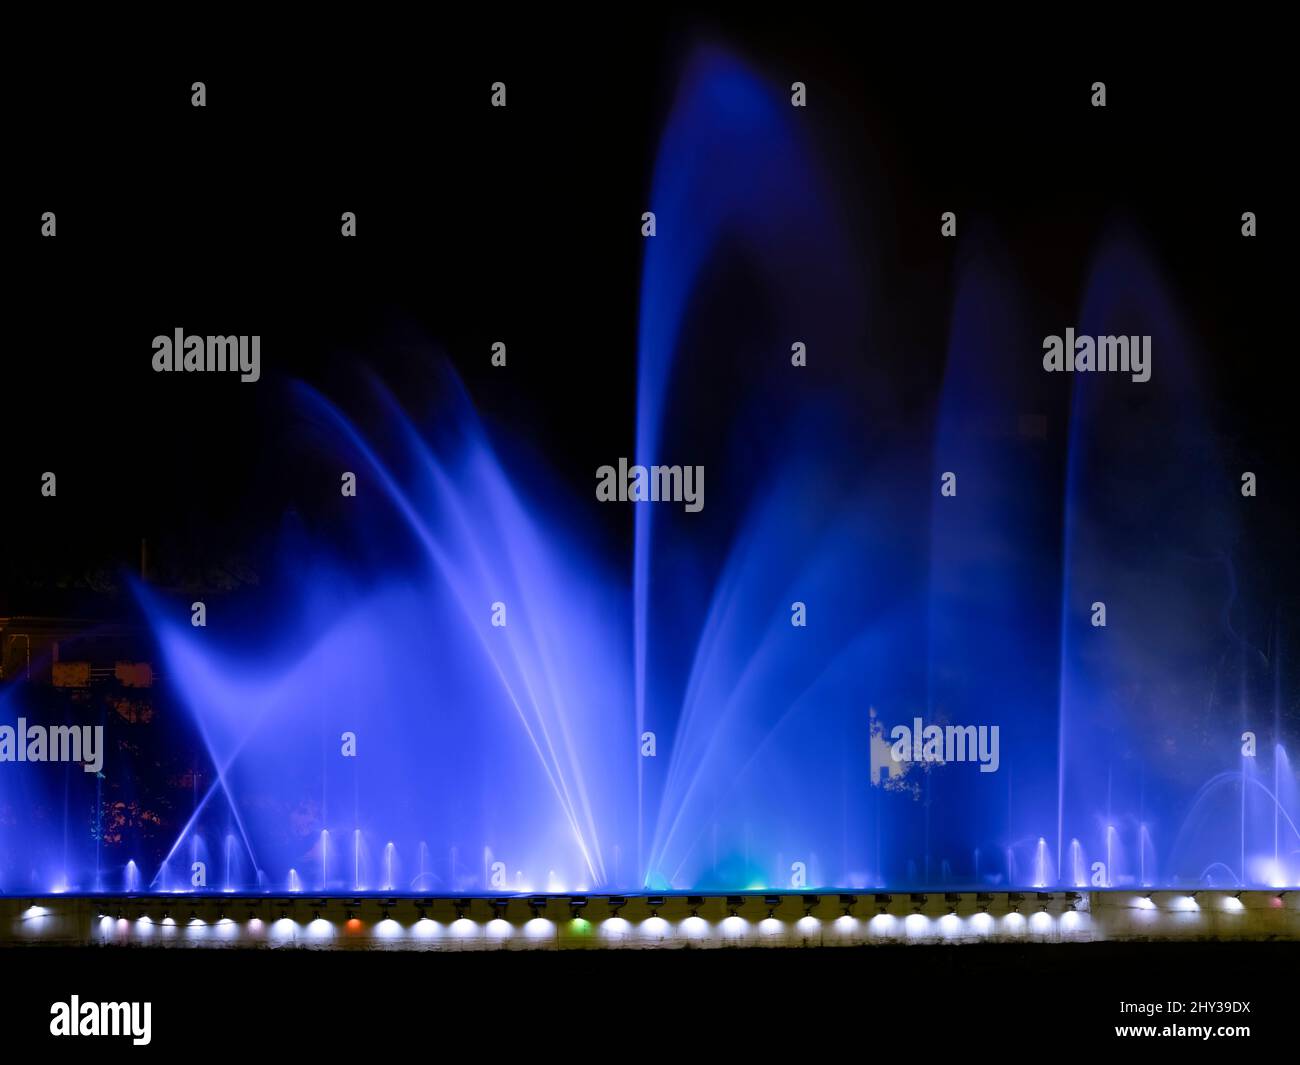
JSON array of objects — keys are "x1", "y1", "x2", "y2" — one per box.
[
  {"x1": 72, "y1": 891, "x2": 1105, "y2": 924},
  {"x1": 50, "y1": 888, "x2": 1291, "y2": 927}
]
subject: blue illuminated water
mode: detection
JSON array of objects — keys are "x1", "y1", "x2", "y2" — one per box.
[{"x1": 0, "y1": 48, "x2": 1295, "y2": 896}]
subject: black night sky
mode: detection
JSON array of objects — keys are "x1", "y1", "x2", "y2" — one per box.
[{"x1": 6, "y1": 27, "x2": 1292, "y2": 625}]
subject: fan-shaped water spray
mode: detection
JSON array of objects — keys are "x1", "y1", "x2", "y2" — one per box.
[{"x1": 0, "y1": 47, "x2": 1294, "y2": 898}]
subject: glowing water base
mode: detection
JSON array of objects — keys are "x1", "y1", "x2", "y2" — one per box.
[{"x1": 1, "y1": 49, "x2": 1296, "y2": 904}]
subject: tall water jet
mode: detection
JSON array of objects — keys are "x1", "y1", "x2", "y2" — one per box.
[
  {"x1": 1069, "y1": 839, "x2": 1086, "y2": 888},
  {"x1": 927, "y1": 233, "x2": 1063, "y2": 887},
  {"x1": 1033, "y1": 839, "x2": 1050, "y2": 889},
  {"x1": 353, "y1": 829, "x2": 365, "y2": 892},
  {"x1": 1056, "y1": 231, "x2": 1258, "y2": 888},
  {"x1": 1138, "y1": 824, "x2": 1155, "y2": 888},
  {"x1": 383, "y1": 842, "x2": 397, "y2": 893},
  {"x1": 224, "y1": 834, "x2": 237, "y2": 892}
]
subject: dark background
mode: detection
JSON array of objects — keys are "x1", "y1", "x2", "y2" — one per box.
[
  {"x1": 4, "y1": 940, "x2": 1297, "y2": 1051},
  {"x1": 5, "y1": 21, "x2": 1292, "y2": 622}
]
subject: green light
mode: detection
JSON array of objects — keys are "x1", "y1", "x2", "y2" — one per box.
[{"x1": 570, "y1": 917, "x2": 592, "y2": 935}]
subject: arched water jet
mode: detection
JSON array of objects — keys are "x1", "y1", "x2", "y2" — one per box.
[{"x1": 1169, "y1": 762, "x2": 1300, "y2": 887}]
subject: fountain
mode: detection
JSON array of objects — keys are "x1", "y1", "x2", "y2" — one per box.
[{"x1": 0, "y1": 47, "x2": 1295, "y2": 901}]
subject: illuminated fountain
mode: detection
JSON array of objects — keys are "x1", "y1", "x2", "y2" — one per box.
[{"x1": 0, "y1": 47, "x2": 1295, "y2": 900}]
